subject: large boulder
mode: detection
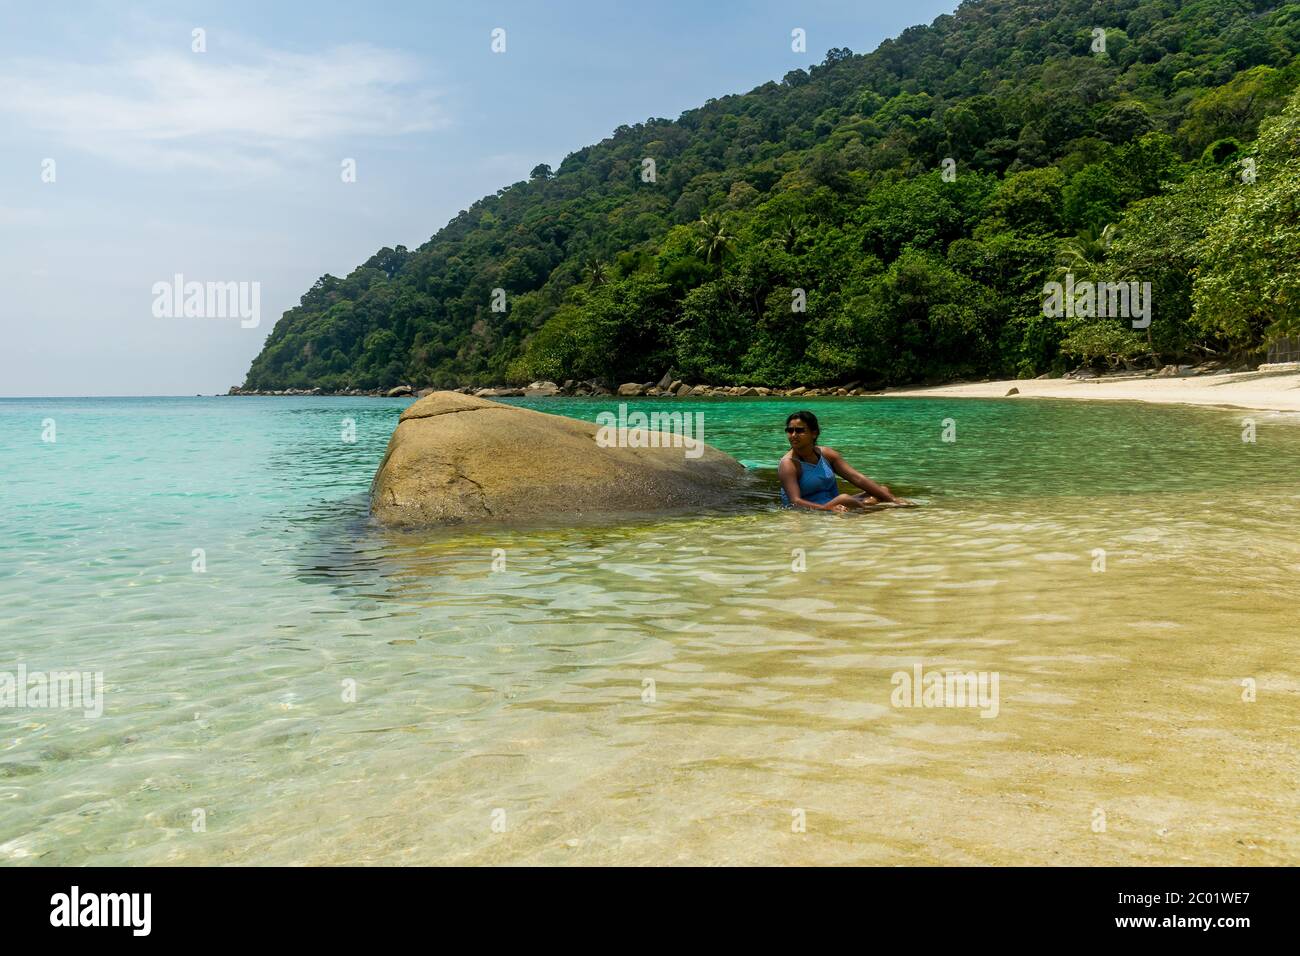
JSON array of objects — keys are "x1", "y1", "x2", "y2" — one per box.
[{"x1": 370, "y1": 391, "x2": 749, "y2": 527}]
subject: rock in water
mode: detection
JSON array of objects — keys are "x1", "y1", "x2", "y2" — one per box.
[{"x1": 369, "y1": 391, "x2": 749, "y2": 527}]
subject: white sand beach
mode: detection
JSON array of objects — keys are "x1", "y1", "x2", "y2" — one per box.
[{"x1": 888, "y1": 368, "x2": 1300, "y2": 413}]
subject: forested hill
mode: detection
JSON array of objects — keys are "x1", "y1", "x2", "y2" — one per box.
[{"x1": 242, "y1": 0, "x2": 1300, "y2": 392}]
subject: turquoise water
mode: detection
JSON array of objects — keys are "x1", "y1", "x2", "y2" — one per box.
[{"x1": 2, "y1": 395, "x2": 1298, "y2": 865}]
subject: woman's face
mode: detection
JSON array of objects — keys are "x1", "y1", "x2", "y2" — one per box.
[{"x1": 785, "y1": 417, "x2": 817, "y2": 454}]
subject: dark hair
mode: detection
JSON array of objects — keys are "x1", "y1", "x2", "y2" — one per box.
[{"x1": 785, "y1": 410, "x2": 820, "y2": 436}]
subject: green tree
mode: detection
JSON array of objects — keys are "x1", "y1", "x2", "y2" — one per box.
[
  {"x1": 1180, "y1": 65, "x2": 1297, "y2": 154},
  {"x1": 1108, "y1": 168, "x2": 1229, "y2": 358},
  {"x1": 694, "y1": 214, "x2": 736, "y2": 269},
  {"x1": 1193, "y1": 90, "x2": 1300, "y2": 348},
  {"x1": 1062, "y1": 164, "x2": 1126, "y2": 232}
]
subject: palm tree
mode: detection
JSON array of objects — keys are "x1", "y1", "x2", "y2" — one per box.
[
  {"x1": 1053, "y1": 223, "x2": 1121, "y2": 280},
  {"x1": 777, "y1": 214, "x2": 805, "y2": 253},
  {"x1": 585, "y1": 257, "x2": 607, "y2": 288},
  {"x1": 695, "y1": 214, "x2": 735, "y2": 268},
  {"x1": 1052, "y1": 222, "x2": 1156, "y2": 366}
]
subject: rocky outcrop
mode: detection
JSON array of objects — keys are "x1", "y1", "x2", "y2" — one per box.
[{"x1": 369, "y1": 391, "x2": 749, "y2": 527}]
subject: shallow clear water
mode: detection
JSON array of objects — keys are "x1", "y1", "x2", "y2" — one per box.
[{"x1": 1, "y1": 395, "x2": 1297, "y2": 865}]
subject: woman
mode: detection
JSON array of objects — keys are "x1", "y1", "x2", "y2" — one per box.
[{"x1": 778, "y1": 410, "x2": 905, "y2": 512}]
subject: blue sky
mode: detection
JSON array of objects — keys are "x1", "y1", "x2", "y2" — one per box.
[{"x1": 0, "y1": 0, "x2": 959, "y2": 396}]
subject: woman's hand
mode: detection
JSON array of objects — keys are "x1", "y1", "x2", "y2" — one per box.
[
  {"x1": 824, "y1": 493, "x2": 869, "y2": 510},
  {"x1": 872, "y1": 485, "x2": 920, "y2": 507}
]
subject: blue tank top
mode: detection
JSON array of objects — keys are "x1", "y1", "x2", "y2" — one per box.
[{"x1": 781, "y1": 450, "x2": 838, "y2": 506}]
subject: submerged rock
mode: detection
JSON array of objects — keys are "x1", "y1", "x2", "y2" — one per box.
[{"x1": 369, "y1": 391, "x2": 748, "y2": 527}]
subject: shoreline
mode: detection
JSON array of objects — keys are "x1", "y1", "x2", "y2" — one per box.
[
  {"x1": 885, "y1": 368, "x2": 1300, "y2": 413},
  {"x1": 226, "y1": 368, "x2": 1300, "y2": 413}
]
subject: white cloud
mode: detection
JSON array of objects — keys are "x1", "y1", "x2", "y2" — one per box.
[{"x1": 0, "y1": 43, "x2": 446, "y2": 174}]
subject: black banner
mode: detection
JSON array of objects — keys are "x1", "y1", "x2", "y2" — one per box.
[{"x1": 0, "y1": 866, "x2": 1289, "y2": 941}]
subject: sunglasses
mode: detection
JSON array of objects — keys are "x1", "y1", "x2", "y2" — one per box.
[{"x1": 785, "y1": 426, "x2": 807, "y2": 434}]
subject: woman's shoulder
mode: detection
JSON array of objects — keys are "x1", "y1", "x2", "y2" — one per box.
[{"x1": 816, "y1": 445, "x2": 840, "y2": 460}]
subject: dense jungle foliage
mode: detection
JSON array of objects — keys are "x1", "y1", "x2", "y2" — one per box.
[{"x1": 243, "y1": 0, "x2": 1300, "y2": 391}]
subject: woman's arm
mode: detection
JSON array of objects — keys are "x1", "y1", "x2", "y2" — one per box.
[
  {"x1": 778, "y1": 457, "x2": 845, "y2": 511},
  {"x1": 821, "y1": 447, "x2": 899, "y2": 502}
]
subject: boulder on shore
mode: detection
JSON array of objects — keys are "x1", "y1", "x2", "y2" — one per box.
[
  {"x1": 386, "y1": 385, "x2": 414, "y2": 397},
  {"x1": 369, "y1": 391, "x2": 749, "y2": 527}
]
